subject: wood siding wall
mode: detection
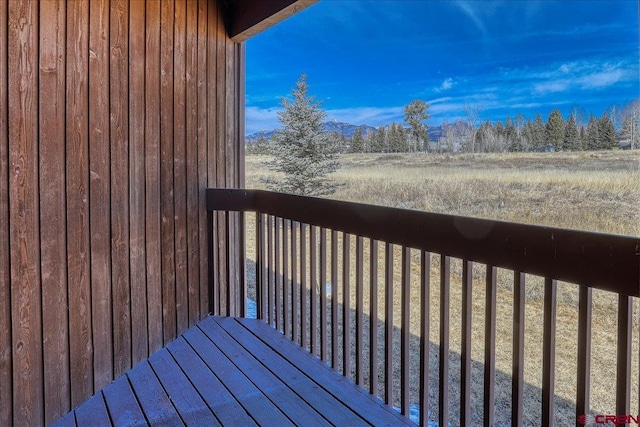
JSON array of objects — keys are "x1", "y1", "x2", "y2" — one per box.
[{"x1": 0, "y1": 0, "x2": 243, "y2": 424}]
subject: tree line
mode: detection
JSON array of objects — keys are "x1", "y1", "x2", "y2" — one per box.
[{"x1": 248, "y1": 98, "x2": 640, "y2": 155}]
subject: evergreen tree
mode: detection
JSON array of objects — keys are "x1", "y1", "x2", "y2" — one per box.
[
  {"x1": 388, "y1": 123, "x2": 409, "y2": 152},
  {"x1": 532, "y1": 113, "x2": 546, "y2": 149},
  {"x1": 263, "y1": 75, "x2": 340, "y2": 196},
  {"x1": 586, "y1": 114, "x2": 600, "y2": 150},
  {"x1": 369, "y1": 127, "x2": 386, "y2": 153},
  {"x1": 579, "y1": 127, "x2": 587, "y2": 150},
  {"x1": 350, "y1": 128, "x2": 365, "y2": 153},
  {"x1": 403, "y1": 100, "x2": 430, "y2": 152},
  {"x1": 563, "y1": 114, "x2": 581, "y2": 151},
  {"x1": 545, "y1": 109, "x2": 565, "y2": 151},
  {"x1": 598, "y1": 114, "x2": 618, "y2": 149}
]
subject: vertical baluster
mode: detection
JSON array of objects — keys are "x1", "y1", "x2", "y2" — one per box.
[
  {"x1": 283, "y1": 219, "x2": 290, "y2": 337},
  {"x1": 343, "y1": 233, "x2": 351, "y2": 379},
  {"x1": 576, "y1": 285, "x2": 592, "y2": 427},
  {"x1": 512, "y1": 272, "x2": 525, "y2": 427},
  {"x1": 208, "y1": 210, "x2": 217, "y2": 316},
  {"x1": 267, "y1": 215, "x2": 274, "y2": 325},
  {"x1": 484, "y1": 265, "x2": 497, "y2": 427},
  {"x1": 370, "y1": 239, "x2": 379, "y2": 396},
  {"x1": 542, "y1": 277, "x2": 557, "y2": 427},
  {"x1": 331, "y1": 230, "x2": 339, "y2": 370},
  {"x1": 461, "y1": 260, "x2": 473, "y2": 427},
  {"x1": 310, "y1": 225, "x2": 318, "y2": 355},
  {"x1": 291, "y1": 222, "x2": 299, "y2": 343},
  {"x1": 356, "y1": 236, "x2": 364, "y2": 386},
  {"x1": 275, "y1": 217, "x2": 281, "y2": 331},
  {"x1": 439, "y1": 255, "x2": 450, "y2": 427},
  {"x1": 239, "y1": 212, "x2": 246, "y2": 317},
  {"x1": 255, "y1": 213, "x2": 264, "y2": 321},
  {"x1": 385, "y1": 243, "x2": 394, "y2": 406},
  {"x1": 616, "y1": 295, "x2": 633, "y2": 418},
  {"x1": 225, "y1": 211, "x2": 232, "y2": 315},
  {"x1": 401, "y1": 246, "x2": 411, "y2": 416},
  {"x1": 320, "y1": 228, "x2": 328, "y2": 361},
  {"x1": 420, "y1": 251, "x2": 431, "y2": 427},
  {"x1": 301, "y1": 223, "x2": 307, "y2": 349}
]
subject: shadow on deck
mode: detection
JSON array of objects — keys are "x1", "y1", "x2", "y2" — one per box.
[{"x1": 52, "y1": 316, "x2": 414, "y2": 427}]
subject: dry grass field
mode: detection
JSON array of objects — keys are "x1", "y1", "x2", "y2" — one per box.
[{"x1": 244, "y1": 150, "x2": 640, "y2": 426}]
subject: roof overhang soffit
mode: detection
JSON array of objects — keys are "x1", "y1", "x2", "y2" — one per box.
[{"x1": 223, "y1": 0, "x2": 318, "y2": 43}]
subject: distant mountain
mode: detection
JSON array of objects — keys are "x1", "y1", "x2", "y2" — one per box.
[
  {"x1": 245, "y1": 120, "x2": 376, "y2": 142},
  {"x1": 245, "y1": 119, "x2": 469, "y2": 144}
]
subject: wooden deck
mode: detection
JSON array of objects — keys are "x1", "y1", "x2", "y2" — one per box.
[{"x1": 52, "y1": 316, "x2": 414, "y2": 426}]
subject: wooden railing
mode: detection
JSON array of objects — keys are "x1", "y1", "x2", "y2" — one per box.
[{"x1": 206, "y1": 188, "x2": 640, "y2": 427}]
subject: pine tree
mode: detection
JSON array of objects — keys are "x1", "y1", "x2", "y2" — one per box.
[
  {"x1": 350, "y1": 128, "x2": 365, "y2": 153},
  {"x1": 545, "y1": 109, "x2": 565, "y2": 151},
  {"x1": 586, "y1": 114, "x2": 600, "y2": 150},
  {"x1": 532, "y1": 113, "x2": 546, "y2": 149},
  {"x1": 263, "y1": 75, "x2": 340, "y2": 196},
  {"x1": 598, "y1": 114, "x2": 618, "y2": 149},
  {"x1": 369, "y1": 127, "x2": 386, "y2": 153},
  {"x1": 563, "y1": 114, "x2": 581, "y2": 151},
  {"x1": 403, "y1": 100, "x2": 430, "y2": 152}
]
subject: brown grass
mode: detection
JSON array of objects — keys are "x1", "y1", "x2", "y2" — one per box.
[{"x1": 244, "y1": 150, "x2": 640, "y2": 425}]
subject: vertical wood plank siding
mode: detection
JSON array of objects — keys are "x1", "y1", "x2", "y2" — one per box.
[{"x1": 0, "y1": 0, "x2": 243, "y2": 423}]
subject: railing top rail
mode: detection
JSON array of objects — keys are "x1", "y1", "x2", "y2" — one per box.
[{"x1": 206, "y1": 188, "x2": 640, "y2": 297}]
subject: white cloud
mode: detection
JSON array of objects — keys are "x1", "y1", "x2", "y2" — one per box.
[
  {"x1": 245, "y1": 106, "x2": 282, "y2": 134},
  {"x1": 325, "y1": 106, "x2": 405, "y2": 127},
  {"x1": 434, "y1": 77, "x2": 456, "y2": 93}
]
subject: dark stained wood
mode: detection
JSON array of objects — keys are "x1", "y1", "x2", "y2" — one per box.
[
  {"x1": 207, "y1": 189, "x2": 640, "y2": 296},
  {"x1": 275, "y1": 217, "x2": 282, "y2": 330},
  {"x1": 439, "y1": 255, "x2": 450, "y2": 427},
  {"x1": 460, "y1": 260, "x2": 472, "y2": 427},
  {"x1": 576, "y1": 285, "x2": 592, "y2": 427},
  {"x1": 160, "y1": 0, "x2": 177, "y2": 344},
  {"x1": 226, "y1": 0, "x2": 318, "y2": 42},
  {"x1": 343, "y1": 233, "x2": 351, "y2": 379},
  {"x1": 109, "y1": 0, "x2": 132, "y2": 380},
  {"x1": 283, "y1": 220, "x2": 290, "y2": 335},
  {"x1": 300, "y1": 223, "x2": 308, "y2": 347},
  {"x1": 39, "y1": 0, "x2": 70, "y2": 422},
  {"x1": 50, "y1": 410, "x2": 77, "y2": 427},
  {"x1": 401, "y1": 246, "x2": 410, "y2": 415},
  {"x1": 310, "y1": 225, "x2": 318, "y2": 354},
  {"x1": 257, "y1": 213, "x2": 266, "y2": 320},
  {"x1": 146, "y1": 0, "x2": 164, "y2": 355},
  {"x1": 128, "y1": 0, "x2": 149, "y2": 365},
  {"x1": 66, "y1": 0, "x2": 93, "y2": 408},
  {"x1": 9, "y1": 1, "x2": 43, "y2": 424},
  {"x1": 384, "y1": 242, "x2": 393, "y2": 405},
  {"x1": 0, "y1": 1, "x2": 10, "y2": 424},
  {"x1": 542, "y1": 278, "x2": 557, "y2": 427},
  {"x1": 484, "y1": 265, "x2": 497, "y2": 427},
  {"x1": 320, "y1": 227, "x2": 328, "y2": 361},
  {"x1": 369, "y1": 239, "x2": 379, "y2": 396},
  {"x1": 616, "y1": 295, "x2": 632, "y2": 417},
  {"x1": 512, "y1": 272, "x2": 525, "y2": 427},
  {"x1": 186, "y1": 0, "x2": 201, "y2": 327},
  {"x1": 173, "y1": 0, "x2": 189, "y2": 333},
  {"x1": 331, "y1": 230, "x2": 338, "y2": 370},
  {"x1": 292, "y1": 222, "x2": 299, "y2": 340},
  {"x1": 89, "y1": 0, "x2": 113, "y2": 392},
  {"x1": 356, "y1": 236, "x2": 364, "y2": 386},
  {"x1": 268, "y1": 215, "x2": 274, "y2": 325},
  {"x1": 197, "y1": 0, "x2": 210, "y2": 323},
  {"x1": 420, "y1": 251, "x2": 431, "y2": 427},
  {"x1": 102, "y1": 375, "x2": 145, "y2": 426}
]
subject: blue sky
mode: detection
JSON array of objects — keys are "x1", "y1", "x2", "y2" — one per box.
[{"x1": 245, "y1": 0, "x2": 639, "y2": 134}]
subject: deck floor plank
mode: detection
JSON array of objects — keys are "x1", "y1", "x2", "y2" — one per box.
[
  {"x1": 102, "y1": 375, "x2": 146, "y2": 426},
  {"x1": 209, "y1": 316, "x2": 366, "y2": 426},
  {"x1": 73, "y1": 392, "x2": 111, "y2": 427},
  {"x1": 127, "y1": 361, "x2": 184, "y2": 426},
  {"x1": 148, "y1": 348, "x2": 220, "y2": 427},
  {"x1": 200, "y1": 318, "x2": 334, "y2": 426},
  {"x1": 235, "y1": 316, "x2": 416, "y2": 426},
  {"x1": 182, "y1": 327, "x2": 295, "y2": 426},
  {"x1": 55, "y1": 316, "x2": 416, "y2": 426},
  {"x1": 166, "y1": 336, "x2": 258, "y2": 426}
]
